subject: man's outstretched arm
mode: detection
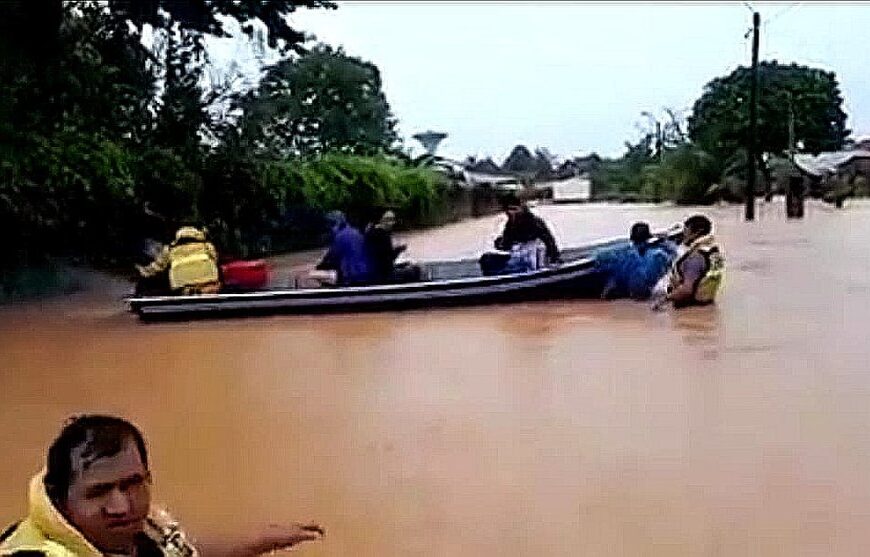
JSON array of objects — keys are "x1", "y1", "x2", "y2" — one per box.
[{"x1": 195, "y1": 522, "x2": 325, "y2": 557}]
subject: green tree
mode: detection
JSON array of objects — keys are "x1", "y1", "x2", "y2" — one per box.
[
  {"x1": 688, "y1": 61, "x2": 850, "y2": 159},
  {"x1": 0, "y1": 0, "x2": 334, "y2": 63},
  {"x1": 231, "y1": 44, "x2": 399, "y2": 156},
  {"x1": 152, "y1": 28, "x2": 209, "y2": 161},
  {"x1": 108, "y1": 0, "x2": 336, "y2": 52},
  {"x1": 643, "y1": 143, "x2": 721, "y2": 205},
  {"x1": 502, "y1": 145, "x2": 551, "y2": 182},
  {"x1": 502, "y1": 145, "x2": 534, "y2": 174},
  {"x1": 1, "y1": 2, "x2": 156, "y2": 262}
]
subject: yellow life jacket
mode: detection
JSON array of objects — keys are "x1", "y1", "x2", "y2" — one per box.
[
  {"x1": 0, "y1": 472, "x2": 197, "y2": 557},
  {"x1": 167, "y1": 228, "x2": 219, "y2": 291},
  {"x1": 668, "y1": 234, "x2": 724, "y2": 304}
]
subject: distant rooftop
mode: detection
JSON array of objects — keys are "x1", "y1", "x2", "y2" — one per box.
[{"x1": 793, "y1": 150, "x2": 870, "y2": 177}]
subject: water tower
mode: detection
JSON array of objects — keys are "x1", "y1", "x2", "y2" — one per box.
[{"x1": 412, "y1": 130, "x2": 448, "y2": 156}]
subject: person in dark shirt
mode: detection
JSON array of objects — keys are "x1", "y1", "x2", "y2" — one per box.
[
  {"x1": 496, "y1": 194, "x2": 560, "y2": 263},
  {"x1": 492, "y1": 194, "x2": 561, "y2": 273},
  {"x1": 364, "y1": 209, "x2": 421, "y2": 284}
]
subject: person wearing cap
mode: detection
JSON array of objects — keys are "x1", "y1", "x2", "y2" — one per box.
[
  {"x1": 136, "y1": 226, "x2": 221, "y2": 295},
  {"x1": 599, "y1": 222, "x2": 677, "y2": 300}
]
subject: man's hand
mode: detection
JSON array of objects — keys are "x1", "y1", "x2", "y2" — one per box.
[
  {"x1": 667, "y1": 281, "x2": 694, "y2": 305},
  {"x1": 254, "y1": 522, "x2": 325, "y2": 553},
  {"x1": 196, "y1": 522, "x2": 325, "y2": 557},
  {"x1": 649, "y1": 278, "x2": 672, "y2": 311}
]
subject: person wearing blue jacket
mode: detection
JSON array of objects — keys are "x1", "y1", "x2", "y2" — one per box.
[
  {"x1": 316, "y1": 211, "x2": 374, "y2": 286},
  {"x1": 599, "y1": 222, "x2": 677, "y2": 300}
]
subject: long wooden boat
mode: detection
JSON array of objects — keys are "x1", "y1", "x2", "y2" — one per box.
[{"x1": 127, "y1": 229, "x2": 681, "y2": 321}]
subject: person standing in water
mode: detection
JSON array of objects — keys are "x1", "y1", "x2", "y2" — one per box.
[{"x1": 659, "y1": 214, "x2": 724, "y2": 309}]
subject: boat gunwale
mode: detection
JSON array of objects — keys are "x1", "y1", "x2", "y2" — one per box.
[
  {"x1": 127, "y1": 229, "x2": 681, "y2": 316},
  {"x1": 134, "y1": 260, "x2": 604, "y2": 316},
  {"x1": 127, "y1": 234, "x2": 634, "y2": 304}
]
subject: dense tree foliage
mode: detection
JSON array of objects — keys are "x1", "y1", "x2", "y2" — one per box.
[
  {"x1": 109, "y1": 0, "x2": 336, "y2": 52},
  {"x1": 593, "y1": 62, "x2": 851, "y2": 204},
  {"x1": 688, "y1": 61, "x2": 849, "y2": 158},
  {"x1": 230, "y1": 45, "x2": 399, "y2": 157},
  {"x1": 0, "y1": 0, "x2": 446, "y2": 279}
]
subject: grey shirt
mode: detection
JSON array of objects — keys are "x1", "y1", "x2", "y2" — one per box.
[{"x1": 679, "y1": 251, "x2": 708, "y2": 287}]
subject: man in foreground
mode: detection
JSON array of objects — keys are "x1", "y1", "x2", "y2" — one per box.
[
  {"x1": 0, "y1": 415, "x2": 324, "y2": 557},
  {"x1": 657, "y1": 214, "x2": 724, "y2": 309}
]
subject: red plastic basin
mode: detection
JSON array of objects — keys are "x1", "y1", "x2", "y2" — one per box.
[{"x1": 221, "y1": 260, "x2": 270, "y2": 290}]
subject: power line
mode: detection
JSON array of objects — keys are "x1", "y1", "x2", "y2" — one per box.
[
  {"x1": 764, "y1": 2, "x2": 802, "y2": 26},
  {"x1": 743, "y1": 2, "x2": 755, "y2": 13},
  {"x1": 760, "y1": 3, "x2": 801, "y2": 60}
]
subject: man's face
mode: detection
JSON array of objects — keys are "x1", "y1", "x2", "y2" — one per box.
[
  {"x1": 62, "y1": 439, "x2": 151, "y2": 553},
  {"x1": 381, "y1": 214, "x2": 396, "y2": 232},
  {"x1": 505, "y1": 205, "x2": 522, "y2": 221},
  {"x1": 682, "y1": 226, "x2": 700, "y2": 245}
]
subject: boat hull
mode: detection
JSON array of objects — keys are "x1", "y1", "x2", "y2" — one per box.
[{"x1": 127, "y1": 231, "x2": 680, "y2": 321}]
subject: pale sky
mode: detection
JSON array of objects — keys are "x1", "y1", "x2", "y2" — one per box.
[{"x1": 208, "y1": 1, "x2": 870, "y2": 162}]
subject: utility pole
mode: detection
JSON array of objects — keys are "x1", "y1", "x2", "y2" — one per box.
[
  {"x1": 656, "y1": 121, "x2": 663, "y2": 162},
  {"x1": 654, "y1": 120, "x2": 662, "y2": 203},
  {"x1": 745, "y1": 11, "x2": 760, "y2": 221},
  {"x1": 788, "y1": 93, "x2": 795, "y2": 162}
]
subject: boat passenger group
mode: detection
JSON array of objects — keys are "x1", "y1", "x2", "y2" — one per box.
[{"x1": 134, "y1": 193, "x2": 724, "y2": 309}]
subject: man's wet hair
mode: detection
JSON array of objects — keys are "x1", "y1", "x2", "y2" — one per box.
[
  {"x1": 44, "y1": 415, "x2": 149, "y2": 504},
  {"x1": 684, "y1": 215, "x2": 712, "y2": 236},
  {"x1": 630, "y1": 222, "x2": 652, "y2": 244},
  {"x1": 500, "y1": 193, "x2": 521, "y2": 210}
]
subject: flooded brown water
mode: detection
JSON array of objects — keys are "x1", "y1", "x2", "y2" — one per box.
[{"x1": 2, "y1": 200, "x2": 870, "y2": 556}]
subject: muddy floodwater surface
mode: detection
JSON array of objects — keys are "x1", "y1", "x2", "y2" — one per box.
[{"x1": 2, "y1": 200, "x2": 870, "y2": 555}]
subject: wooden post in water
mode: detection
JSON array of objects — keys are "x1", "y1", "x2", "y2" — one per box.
[
  {"x1": 745, "y1": 11, "x2": 760, "y2": 221},
  {"x1": 786, "y1": 176, "x2": 804, "y2": 219},
  {"x1": 784, "y1": 94, "x2": 805, "y2": 219}
]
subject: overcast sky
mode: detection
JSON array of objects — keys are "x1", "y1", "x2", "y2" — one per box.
[{"x1": 208, "y1": 1, "x2": 870, "y2": 162}]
